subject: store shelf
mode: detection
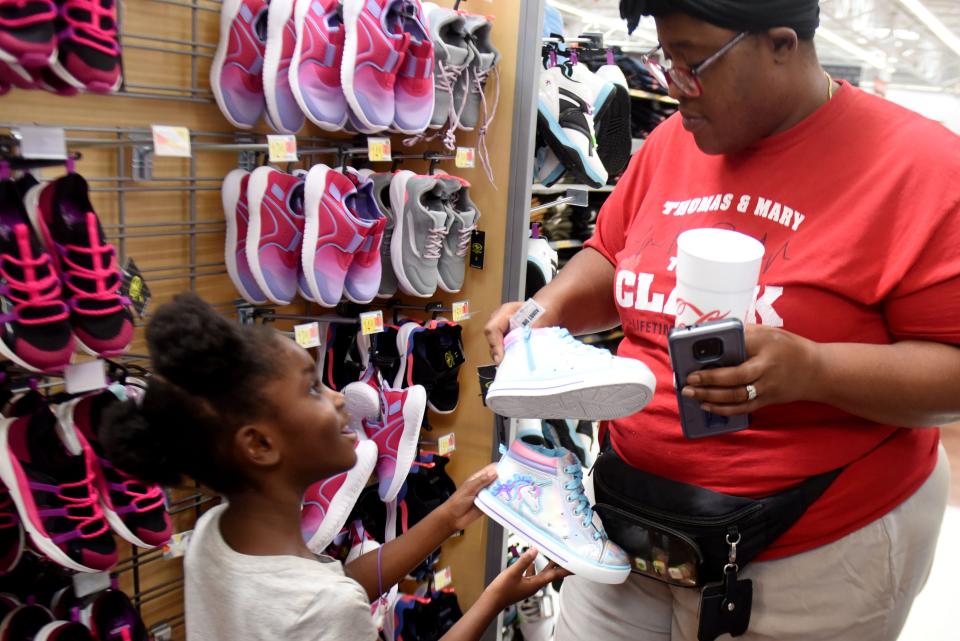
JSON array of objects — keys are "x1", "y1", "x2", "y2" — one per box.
[
  {"x1": 629, "y1": 88, "x2": 679, "y2": 105},
  {"x1": 549, "y1": 239, "x2": 585, "y2": 250},
  {"x1": 531, "y1": 183, "x2": 615, "y2": 195}
]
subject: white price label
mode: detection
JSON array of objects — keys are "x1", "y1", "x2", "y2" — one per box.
[
  {"x1": 151, "y1": 125, "x2": 192, "y2": 157},
  {"x1": 73, "y1": 571, "x2": 111, "y2": 598},
  {"x1": 64, "y1": 360, "x2": 107, "y2": 395},
  {"x1": 438, "y1": 432, "x2": 456, "y2": 456},
  {"x1": 434, "y1": 566, "x2": 453, "y2": 590},
  {"x1": 508, "y1": 298, "x2": 545, "y2": 331},
  {"x1": 268, "y1": 134, "x2": 298, "y2": 162},
  {"x1": 294, "y1": 322, "x2": 321, "y2": 348},
  {"x1": 17, "y1": 126, "x2": 67, "y2": 160},
  {"x1": 360, "y1": 310, "x2": 385, "y2": 335},
  {"x1": 151, "y1": 623, "x2": 173, "y2": 641},
  {"x1": 455, "y1": 147, "x2": 475, "y2": 168},
  {"x1": 367, "y1": 137, "x2": 392, "y2": 162},
  {"x1": 451, "y1": 300, "x2": 470, "y2": 322}
]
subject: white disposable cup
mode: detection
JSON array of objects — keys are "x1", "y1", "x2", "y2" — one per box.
[{"x1": 674, "y1": 229, "x2": 765, "y2": 327}]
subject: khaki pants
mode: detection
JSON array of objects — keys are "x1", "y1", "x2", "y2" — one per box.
[{"x1": 555, "y1": 445, "x2": 950, "y2": 641}]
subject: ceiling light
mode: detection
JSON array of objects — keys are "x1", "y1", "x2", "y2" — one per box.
[
  {"x1": 857, "y1": 37, "x2": 869, "y2": 44},
  {"x1": 817, "y1": 26, "x2": 887, "y2": 69},
  {"x1": 893, "y1": 29, "x2": 921, "y2": 41},
  {"x1": 897, "y1": 0, "x2": 960, "y2": 57}
]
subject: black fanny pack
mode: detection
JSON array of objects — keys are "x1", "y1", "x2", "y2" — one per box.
[{"x1": 592, "y1": 446, "x2": 843, "y2": 588}]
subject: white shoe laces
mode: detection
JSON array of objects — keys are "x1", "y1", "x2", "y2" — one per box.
[
  {"x1": 402, "y1": 59, "x2": 470, "y2": 151},
  {"x1": 563, "y1": 464, "x2": 600, "y2": 537},
  {"x1": 423, "y1": 225, "x2": 447, "y2": 260},
  {"x1": 455, "y1": 223, "x2": 476, "y2": 256},
  {"x1": 475, "y1": 65, "x2": 501, "y2": 186}
]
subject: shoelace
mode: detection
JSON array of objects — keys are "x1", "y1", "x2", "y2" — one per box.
[
  {"x1": 402, "y1": 58, "x2": 471, "y2": 150},
  {"x1": 423, "y1": 225, "x2": 447, "y2": 260},
  {"x1": 60, "y1": 213, "x2": 127, "y2": 316},
  {"x1": 455, "y1": 223, "x2": 476, "y2": 256},
  {"x1": 59, "y1": 0, "x2": 120, "y2": 56},
  {"x1": 0, "y1": 225, "x2": 70, "y2": 326},
  {"x1": 34, "y1": 474, "x2": 110, "y2": 542},
  {"x1": 0, "y1": 0, "x2": 56, "y2": 27},
  {"x1": 102, "y1": 458, "x2": 166, "y2": 516},
  {"x1": 563, "y1": 464, "x2": 600, "y2": 538},
  {"x1": 474, "y1": 65, "x2": 501, "y2": 185}
]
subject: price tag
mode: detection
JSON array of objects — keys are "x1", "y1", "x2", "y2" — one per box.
[
  {"x1": 360, "y1": 310, "x2": 385, "y2": 335},
  {"x1": 367, "y1": 136, "x2": 392, "y2": 162},
  {"x1": 163, "y1": 530, "x2": 193, "y2": 559},
  {"x1": 17, "y1": 125, "x2": 67, "y2": 159},
  {"x1": 73, "y1": 571, "x2": 111, "y2": 598},
  {"x1": 455, "y1": 147, "x2": 475, "y2": 168},
  {"x1": 64, "y1": 360, "x2": 107, "y2": 395},
  {"x1": 294, "y1": 322, "x2": 321, "y2": 348},
  {"x1": 268, "y1": 134, "x2": 298, "y2": 162},
  {"x1": 451, "y1": 300, "x2": 470, "y2": 322},
  {"x1": 151, "y1": 125, "x2": 192, "y2": 157},
  {"x1": 438, "y1": 432, "x2": 456, "y2": 456},
  {"x1": 509, "y1": 298, "x2": 545, "y2": 331},
  {"x1": 434, "y1": 566, "x2": 453, "y2": 590},
  {"x1": 150, "y1": 623, "x2": 173, "y2": 641}
]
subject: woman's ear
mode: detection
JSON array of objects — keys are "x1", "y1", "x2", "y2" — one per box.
[
  {"x1": 234, "y1": 424, "x2": 281, "y2": 468},
  {"x1": 766, "y1": 27, "x2": 800, "y2": 63}
]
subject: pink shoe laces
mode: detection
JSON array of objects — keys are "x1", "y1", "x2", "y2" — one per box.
[
  {"x1": 423, "y1": 224, "x2": 447, "y2": 260},
  {"x1": 0, "y1": 225, "x2": 69, "y2": 326},
  {"x1": 58, "y1": 0, "x2": 120, "y2": 56},
  {"x1": 59, "y1": 213, "x2": 128, "y2": 316},
  {"x1": 475, "y1": 65, "x2": 501, "y2": 186},
  {"x1": 0, "y1": 0, "x2": 56, "y2": 28},
  {"x1": 33, "y1": 472, "x2": 110, "y2": 543},
  {"x1": 102, "y1": 458, "x2": 166, "y2": 517},
  {"x1": 402, "y1": 58, "x2": 470, "y2": 151},
  {"x1": 454, "y1": 219, "x2": 476, "y2": 257}
]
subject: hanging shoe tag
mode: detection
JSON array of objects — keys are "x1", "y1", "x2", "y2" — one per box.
[
  {"x1": 451, "y1": 300, "x2": 470, "y2": 322},
  {"x1": 476, "y1": 365, "x2": 497, "y2": 405},
  {"x1": 469, "y1": 230, "x2": 485, "y2": 269},
  {"x1": 72, "y1": 571, "x2": 111, "y2": 599},
  {"x1": 267, "y1": 134, "x2": 298, "y2": 162},
  {"x1": 294, "y1": 322, "x2": 321, "y2": 348},
  {"x1": 360, "y1": 310, "x2": 385, "y2": 335},
  {"x1": 64, "y1": 360, "x2": 108, "y2": 395},
  {"x1": 120, "y1": 258, "x2": 151, "y2": 318},
  {"x1": 367, "y1": 137, "x2": 392, "y2": 162},
  {"x1": 455, "y1": 147, "x2": 476, "y2": 168},
  {"x1": 509, "y1": 298, "x2": 545, "y2": 331},
  {"x1": 438, "y1": 432, "x2": 456, "y2": 455},
  {"x1": 434, "y1": 566, "x2": 453, "y2": 590},
  {"x1": 151, "y1": 125, "x2": 192, "y2": 157},
  {"x1": 150, "y1": 623, "x2": 173, "y2": 641},
  {"x1": 16, "y1": 125, "x2": 67, "y2": 160}
]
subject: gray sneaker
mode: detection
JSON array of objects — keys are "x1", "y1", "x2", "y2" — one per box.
[
  {"x1": 359, "y1": 169, "x2": 399, "y2": 298},
  {"x1": 436, "y1": 175, "x2": 480, "y2": 293},
  {"x1": 423, "y1": 3, "x2": 474, "y2": 130},
  {"x1": 459, "y1": 14, "x2": 500, "y2": 131},
  {"x1": 389, "y1": 171, "x2": 448, "y2": 297}
]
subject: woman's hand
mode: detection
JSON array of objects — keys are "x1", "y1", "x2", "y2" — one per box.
[
  {"x1": 435, "y1": 464, "x2": 499, "y2": 534},
  {"x1": 680, "y1": 324, "x2": 822, "y2": 415},
  {"x1": 484, "y1": 302, "x2": 524, "y2": 364},
  {"x1": 486, "y1": 549, "x2": 570, "y2": 609}
]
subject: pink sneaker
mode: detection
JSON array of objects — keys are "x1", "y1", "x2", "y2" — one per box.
[
  {"x1": 391, "y1": 0, "x2": 434, "y2": 134},
  {"x1": 341, "y1": 168, "x2": 386, "y2": 304},
  {"x1": 290, "y1": 0, "x2": 347, "y2": 131},
  {"x1": 222, "y1": 169, "x2": 269, "y2": 305},
  {"x1": 301, "y1": 165, "x2": 384, "y2": 307},
  {"x1": 56, "y1": 392, "x2": 172, "y2": 549},
  {"x1": 301, "y1": 439, "x2": 377, "y2": 554},
  {"x1": 0, "y1": 0, "x2": 56, "y2": 68},
  {"x1": 0, "y1": 407, "x2": 117, "y2": 573},
  {"x1": 210, "y1": 0, "x2": 268, "y2": 129},
  {"x1": 341, "y1": 0, "x2": 410, "y2": 132},
  {"x1": 0, "y1": 180, "x2": 74, "y2": 373},
  {"x1": 50, "y1": 0, "x2": 122, "y2": 93},
  {"x1": 245, "y1": 167, "x2": 305, "y2": 305},
  {"x1": 263, "y1": 0, "x2": 305, "y2": 134},
  {"x1": 363, "y1": 383, "x2": 425, "y2": 502},
  {"x1": 24, "y1": 174, "x2": 133, "y2": 358}
]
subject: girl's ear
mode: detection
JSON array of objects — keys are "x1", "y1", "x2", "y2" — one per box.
[{"x1": 234, "y1": 423, "x2": 281, "y2": 468}]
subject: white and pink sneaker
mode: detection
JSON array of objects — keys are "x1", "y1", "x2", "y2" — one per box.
[
  {"x1": 210, "y1": 0, "x2": 269, "y2": 128},
  {"x1": 263, "y1": 0, "x2": 306, "y2": 133},
  {"x1": 290, "y1": 0, "x2": 348, "y2": 131},
  {"x1": 222, "y1": 169, "x2": 269, "y2": 305},
  {"x1": 364, "y1": 383, "x2": 425, "y2": 502},
  {"x1": 245, "y1": 167, "x2": 305, "y2": 306}
]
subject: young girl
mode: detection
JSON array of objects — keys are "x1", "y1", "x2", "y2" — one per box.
[{"x1": 101, "y1": 293, "x2": 562, "y2": 641}]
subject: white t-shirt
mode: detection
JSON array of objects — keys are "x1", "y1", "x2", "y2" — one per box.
[{"x1": 184, "y1": 504, "x2": 378, "y2": 641}]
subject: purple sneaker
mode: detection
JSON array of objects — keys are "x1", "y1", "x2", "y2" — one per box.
[
  {"x1": 341, "y1": 168, "x2": 386, "y2": 304},
  {"x1": 210, "y1": 0, "x2": 268, "y2": 129},
  {"x1": 263, "y1": 0, "x2": 305, "y2": 134},
  {"x1": 341, "y1": 0, "x2": 410, "y2": 132},
  {"x1": 391, "y1": 0, "x2": 434, "y2": 134},
  {"x1": 245, "y1": 167, "x2": 305, "y2": 305},
  {"x1": 301, "y1": 166, "x2": 383, "y2": 307},
  {"x1": 222, "y1": 169, "x2": 268, "y2": 305},
  {"x1": 290, "y1": 0, "x2": 347, "y2": 131}
]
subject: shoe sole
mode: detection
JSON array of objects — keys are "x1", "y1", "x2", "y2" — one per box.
[
  {"x1": 341, "y1": 0, "x2": 387, "y2": 132},
  {"x1": 0, "y1": 419, "x2": 99, "y2": 572},
  {"x1": 392, "y1": 321, "x2": 420, "y2": 388},
  {"x1": 210, "y1": 0, "x2": 258, "y2": 129},
  {"x1": 379, "y1": 385, "x2": 426, "y2": 502},
  {"x1": 301, "y1": 164, "x2": 346, "y2": 307},
  {"x1": 474, "y1": 488, "x2": 630, "y2": 585},
  {"x1": 486, "y1": 371, "x2": 656, "y2": 420},
  {"x1": 537, "y1": 105, "x2": 606, "y2": 189},
  {"x1": 263, "y1": 0, "x2": 302, "y2": 134},
  {"x1": 222, "y1": 169, "x2": 268, "y2": 305},
  {"x1": 388, "y1": 171, "x2": 433, "y2": 297},
  {"x1": 245, "y1": 166, "x2": 292, "y2": 305},
  {"x1": 594, "y1": 86, "x2": 632, "y2": 176},
  {"x1": 289, "y1": 0, "x2": 347, "y2": 131},
  {"x1": 305, "y1": 439, "x2": 378, "y2": 553}
]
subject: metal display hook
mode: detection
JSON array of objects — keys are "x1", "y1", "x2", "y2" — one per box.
[{"x1": 529, "y1": 187, "x2": 589, "y2": 213}]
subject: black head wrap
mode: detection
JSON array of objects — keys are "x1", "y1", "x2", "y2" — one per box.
[{"x1": 620, "y1": 0, "x2": 820, "y2": 39}]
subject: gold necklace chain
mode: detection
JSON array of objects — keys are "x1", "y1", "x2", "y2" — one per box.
[{"x1": 825, "y1": 71, "x2": 835, "y2": 100}]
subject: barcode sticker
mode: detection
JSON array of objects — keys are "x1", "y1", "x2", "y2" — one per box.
[
  {"x1": 294, "y1": 322, "x2": 321, "y2": 348},
  {"x1": 367, "y1": 137, "x2": 392, "y2": 162},
  {"x1": 434, "y1": 566, "x2": 453, "y2": 590},
  {"x1": 151, "y1": 125, "x2": 192, "y2": 157},
  {"x1": 438, "y1": 432, "x2": 456, "y2": 455},
  {"x1": 360, "y1": 310, "x2": 385, "y2": 335},
  {"x1": 451, "y1": 300, "x2": 470, "y2": 322},
  {"x1": 268, "y1": 134, "x2": 298, "y2": 162},
  {"x1": 508, "y1": 298, "x2": 545, "y2": 331}
]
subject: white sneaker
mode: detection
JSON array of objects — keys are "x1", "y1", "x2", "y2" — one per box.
[
  {"x1": 538, "y1": 65, "x2": 607, "y2": 188},
  {"x1": 474, "y1": 434, "x2": 630, "y2": 584},
  {"x1": 486, "y1": 326, "x2": 656, "y2": 420},
  {"x1": 525, "y1": 235, "x2": 558, "y2": 298}
]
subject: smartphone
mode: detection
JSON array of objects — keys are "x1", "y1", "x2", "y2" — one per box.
[{"x1": 667, "y1": 319, "x2": 749, "y2": 440}]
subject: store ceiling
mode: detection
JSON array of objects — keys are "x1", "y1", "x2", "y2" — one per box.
[{"x1": 550, "y1": 0, "x2": 960, "y2": 92}]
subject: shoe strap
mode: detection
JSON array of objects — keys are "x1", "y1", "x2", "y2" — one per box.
[
  {"x1": 0, "y1": 0, "x2": 56, "y2": 28},
  {"x1": 58, "y1": 213, "x2": 127, "y2": 316},
  {"x1": 59, "y1": 0, "x2": 120, "y2": 57},
  {"x1": 0, "y1": 224, "x2": 70, "y2": 325}
]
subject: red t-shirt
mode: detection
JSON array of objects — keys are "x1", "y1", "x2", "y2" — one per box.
[{"x1": 586, "y1": 81, "x2": 960, "y2": 559}]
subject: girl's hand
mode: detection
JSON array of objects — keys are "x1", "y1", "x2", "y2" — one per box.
[
  {"x1": 436, "y1": 464, "x2": 499, "y2": 534},
  {"x1": 679, "y1": 324, "x2": 822, "y2": 415},
  {"x1": 487, "y1": 549, "x2": 570, "y2": 609}
]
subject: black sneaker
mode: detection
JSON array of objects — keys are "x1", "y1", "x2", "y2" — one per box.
[
  {"x1": 0, "y1": 604, "x2": 53, "y2": 640},
  {"x1": 403, "y1": 453, "x2": 455, "y2": 529},
  {"x1": 430, "y1": 589, "x2": 463, "y2": 637},
  {"x1": 361, "y1": 323, "x2": 402, "y2": 384},
  {"x1": 394, "y1": 320, "x2": 464, "y2": 413},
  {"x1": 321, "y1": 323, "x2": 364, "y2": 391}
]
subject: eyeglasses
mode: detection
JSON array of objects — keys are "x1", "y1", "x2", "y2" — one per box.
[{"x1": 641, "y1": 31, "x2": 750, "y2": 98}]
